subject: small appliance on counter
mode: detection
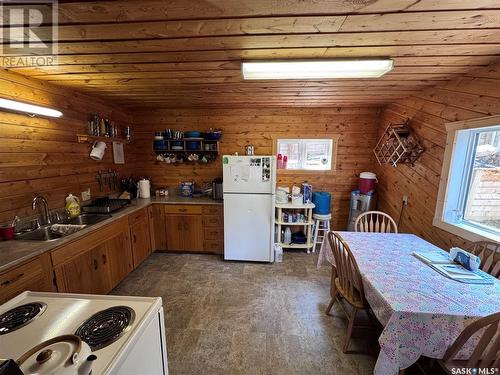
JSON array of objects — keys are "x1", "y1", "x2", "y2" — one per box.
[
  {"x1": 137, "y1": 178, "x2": 151, "y2": 198},
  {"x1": 212, "y1": 177, "x2": 223, "y2": 200},
  {"x1": 0, "y1": 291, "x2": 168, "y2": 375}
]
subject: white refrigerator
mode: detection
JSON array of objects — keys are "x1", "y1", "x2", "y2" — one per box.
[{"x1": 222, "y1": 155, "x2": 276, "y2": 262}]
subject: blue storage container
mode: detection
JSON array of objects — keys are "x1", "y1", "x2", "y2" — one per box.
[{"x1": 312, "y1": 192, "x2": 331, "y2": 215}]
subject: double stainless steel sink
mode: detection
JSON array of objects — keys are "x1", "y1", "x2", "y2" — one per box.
[{"x1": 15, "y1": 214, "x2": 112, "y2": 242}]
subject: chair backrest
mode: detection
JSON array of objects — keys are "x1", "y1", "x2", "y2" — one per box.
[
  {"x1": 354, "y1": 211, "x2": 398, "y2": 233},
  {"x1": 442, "y1": 312, "x2": 500, "y2": 369},
  {"x1": 467, "y1": 241, "x2": 500, "y2": 278},
  {"x1": 328, "y1": 231, "x2": 367, "y2": 305}
]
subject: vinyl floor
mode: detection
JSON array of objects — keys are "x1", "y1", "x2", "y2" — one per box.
[{"x1": 112, "y1": 251, "x2": 378, "y2": 374}]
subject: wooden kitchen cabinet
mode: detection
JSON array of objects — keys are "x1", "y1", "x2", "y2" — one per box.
[
  {"x1": 0, "y1": 253, "x2": 55, "y2": 304},
  {"x1": 105, "y1": 229, "x2": 134, "y2": 287},
  {"x1": 54, "y1": 243, "x2": 111, "y2": 295},
  {"x1": 183, "y1": 215, "x2": 204, "y2": 251},
  {"x1": 129, "y1": 213, "x2": 152, "y2": 268},
  {"x1": 51, "y1": 218, "x2": 133, "y2": 294},
  {"x1": 164, "y1": 214, "x2": 184, "y2": 251},
  {"x1": 151, "y1": 204, "x2": 167, "y2": 251},
  {"x1": 165, "y1": 213, "x2": 204, "y2": 252},
  {"x1": 202, "y1": 205, "x2": 224, "y2": 254},
  {"x1": 163, "y1": 204, "x2": 223, "y2": 254}
]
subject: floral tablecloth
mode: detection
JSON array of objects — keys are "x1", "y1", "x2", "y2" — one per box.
[{"x1": 317, "y1": 232, "x2": 500, "y2": 375}]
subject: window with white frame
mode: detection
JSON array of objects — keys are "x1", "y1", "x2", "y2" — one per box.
[
  {"x1": 277, "y1": 139, "x2": 334, "y2": 170},
  {"x1": 434, "y1": 116, "x2": 500, "y2": 242}
]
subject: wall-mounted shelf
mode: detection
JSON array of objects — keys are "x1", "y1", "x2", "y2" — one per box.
[
  {"x1": 77, "y1": 134, "x2": 129, "y2": 144},
  {"x1": 152, "y1": 138, "x2": 219, "y2": 153}
]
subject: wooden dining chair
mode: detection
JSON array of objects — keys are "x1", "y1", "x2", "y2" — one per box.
[
  {"x1": 327, "y1": 231, "x2": 373, "y2": 353},
  {"x1": 354, "y1": 210, "x2": 398, "y2": 233},
  {"x1": 466, "y1": 241, "x2": 500, "y2": 278},
  {"x1": 437, "y1": 311, "x2": 500, "y2": 373}
]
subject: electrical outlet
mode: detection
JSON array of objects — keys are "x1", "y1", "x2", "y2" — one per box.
[
  {"x1": 402, "y1": 195, "x2": 409, "y2": 205},
  {"x1": 81, "y1": 188, "x2": 91, "y2": 201}
]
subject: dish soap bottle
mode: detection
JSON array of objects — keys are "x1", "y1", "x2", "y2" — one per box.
[{"x1": 65, "y1": 193, "x2": 81, "y2": 218}]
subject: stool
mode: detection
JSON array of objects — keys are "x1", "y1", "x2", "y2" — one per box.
[{"x1": 312, "y1": 213, "x2": 331, "y2": 253}]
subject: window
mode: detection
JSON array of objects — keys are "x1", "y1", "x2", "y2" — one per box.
[
  {"x1": 277, "y1": 139, "x2": 334, "y2": 170},
  {"x1": 434, "y1": 116, "x2": 500, "y2": 242}
]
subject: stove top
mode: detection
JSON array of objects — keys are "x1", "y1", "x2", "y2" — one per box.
[
  {"x1": 0, "y1": 302, "x2": 46, "y2": 335},
  {"x1": 0, "y1": 292, "x2": 162, "y2": 374},
  {"x1": 75, "y1": 306, "x2": 135, "y2": 350}
]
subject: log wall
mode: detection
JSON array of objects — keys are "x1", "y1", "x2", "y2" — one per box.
[
  {"x1": 376, "y1": 63, "x2": 500, "y2": 248},
  {"x1": 129, "y1": 107, "x2": 380, "y2": 229},
  {"x1": 0, "y1": 70, "x2": 132, "y2": 223}
]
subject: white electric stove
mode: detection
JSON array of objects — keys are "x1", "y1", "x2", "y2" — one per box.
[{"x1": 0, "y1": 291, "x2": 168, "y2": 374}]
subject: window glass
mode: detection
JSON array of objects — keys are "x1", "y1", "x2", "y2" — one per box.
[
  {"x1": 277, "y1": 139, "x2": 333, "y2": 170},
  {"x1": 463, "y1": 130, "x2": 500, "y2": 231}
]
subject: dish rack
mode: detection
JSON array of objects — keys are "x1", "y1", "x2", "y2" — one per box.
[{"x1": 373, "y1": 119, "x2": 424, "y2": 167}]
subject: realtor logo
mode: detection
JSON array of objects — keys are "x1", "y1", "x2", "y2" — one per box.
[{"x1": 0, "y1": 0, "x2": 58, "y2": 66}]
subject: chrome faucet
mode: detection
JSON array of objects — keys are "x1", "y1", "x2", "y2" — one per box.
[{"x1": 32, "y1": 195, "x2": 52, "y2": 226}]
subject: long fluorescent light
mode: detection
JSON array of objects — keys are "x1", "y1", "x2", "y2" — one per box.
[
  {"x1": 242, "y1": 59, "x2": 394, "y2": 80},
  {"x1": 0, "y1": 98, "x2": 63, "y2": 118}
]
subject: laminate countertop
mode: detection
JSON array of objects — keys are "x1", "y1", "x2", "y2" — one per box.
[{"x1": 0, "y1": 196, "x2": 223, "y2": 273}]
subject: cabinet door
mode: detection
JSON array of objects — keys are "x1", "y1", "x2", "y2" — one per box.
[
  {"x1": 105, "y1": 230, "x2": 134, "y2": 286},
  {"x1": 130, "y1": 219, "x2": 152, "y2": 268},
  {"x1": 165, "y1": 215, "x2": 184, "y2": 251},
  {"x1": 55, "y1": 244, "x2": 111, "y2": 294},
  {"x1": 183, "y1": 215, "x2": 204, "y2": 251},
  {"x1": 153, "y1": 205, "x2": 167, "y2": 250}
]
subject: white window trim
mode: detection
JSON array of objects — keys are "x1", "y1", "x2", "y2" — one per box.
[
  {"x1": 273, "y1": 136, "x2": 339, "y2": 172},
  {"x1": 434, "y1": 114, "x2": 500, "y2": 243}
]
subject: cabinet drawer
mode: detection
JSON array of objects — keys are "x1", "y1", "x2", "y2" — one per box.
[
  {"x1": 128, "y1": 208, "x2": 148, "y2": 226},
  {"x1": 204, "y1": 227, "x2": 224, "y2": 241},
  {"x1": 204, "y1": 240, "x2": 224, "y2": 253},
  {"x1": 202, "y1": 205, "x2": 223, "y2": 215},
  {"x1": 164, "y1": 205, "x2": 202, "y2": 215},
  {"x1": 203, "y1": 215, "x2": 223, "y2": 227},
  {"x1": 0, "y1": 255, "x2": 52, "y2": 303}
]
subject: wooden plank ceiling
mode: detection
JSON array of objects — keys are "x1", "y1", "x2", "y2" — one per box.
[{"x1": 2, "y1": 0, "x2": 500, "y2": 108}]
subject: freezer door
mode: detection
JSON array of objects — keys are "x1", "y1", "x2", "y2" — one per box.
[
  {"x1": 222, "y1": 155, "x2": 276, "y2": 194},
  {"x1": 224, "y1": 193, "x2": 274, "y2": 262}
]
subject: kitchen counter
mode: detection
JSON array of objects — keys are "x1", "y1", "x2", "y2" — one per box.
[{"x1": 0, "y1": 196, "x2": 222, "y2": 273}]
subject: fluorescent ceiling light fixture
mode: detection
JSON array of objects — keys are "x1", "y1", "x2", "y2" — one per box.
[
  {"x1": 0, "y1": 98, "x2": 63, "y2": 117},
  {"x1": 242, "y1": 59, "x2": 394, "y2": 80}
]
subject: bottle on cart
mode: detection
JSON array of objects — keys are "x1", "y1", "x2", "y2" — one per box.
[{"x1": 283, "y1": 227, "x2": 292, "y2": 245}]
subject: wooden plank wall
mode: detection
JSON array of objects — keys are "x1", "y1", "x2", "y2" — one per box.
[
  {"x1": 376, "y1": 62, "x2": 500, "y2": 249},
  {"x1": 0, "y1": 70, "x2": 132, "y2": 223},
  {"x1": 129, "y1": 107, "x2": 380, "y2": 229}
]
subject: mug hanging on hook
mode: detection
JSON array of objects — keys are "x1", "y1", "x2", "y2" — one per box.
[{"x1": 90, "y1": 141, "x2": 107, "y2": 161}]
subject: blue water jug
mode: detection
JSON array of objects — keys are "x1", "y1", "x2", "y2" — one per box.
[{"x1": 312, "y1": 192, "x2": 331, "y2": 215}]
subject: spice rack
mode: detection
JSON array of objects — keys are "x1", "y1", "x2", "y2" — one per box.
[{"x1": 275, "y1": 202, "x2": 315, "y2": 252}]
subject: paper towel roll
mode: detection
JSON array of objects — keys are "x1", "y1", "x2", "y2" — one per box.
[{"x1": 138, "y1": 179, "x2": 151, "y2": 198}]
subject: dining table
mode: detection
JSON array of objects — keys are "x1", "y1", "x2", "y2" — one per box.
[{"x1": 317, "y1": 231, "x2": 500, "y2": 375}]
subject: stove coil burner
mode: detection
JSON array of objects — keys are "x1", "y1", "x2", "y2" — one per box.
[
  {"x1": 75, "y1": 306, "x2": 135, "y2": 350},
  {"x1": 0, "y1": 302, "x2": 47, "y2": 335}
]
